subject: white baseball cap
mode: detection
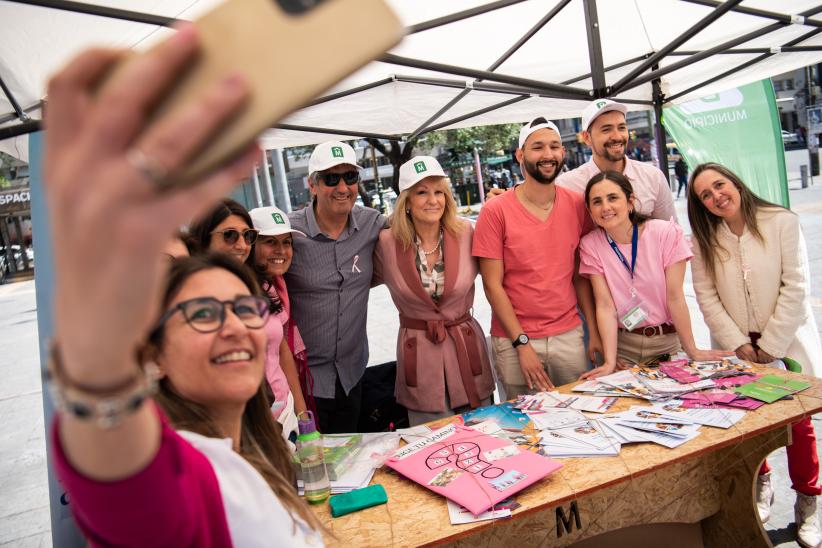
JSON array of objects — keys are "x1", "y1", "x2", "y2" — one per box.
[
  {"x1": 518, "y1": 117, "x2": 562, "y2": 148},
  {"x1": 307, "y1": 141, "x2": 361, "y2": 176},
  {"x1": 398, "y1": 156, "x2": 447, "y2": 193},
  {"x1": 581, "y1": 99, "x2": 628, "y2": 132},
  {"x1": 249, "y1": 206, "x2": 306, "y2": 237}
]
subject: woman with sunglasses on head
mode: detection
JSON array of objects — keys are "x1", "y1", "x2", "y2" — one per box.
[
  {"x1": 374, "y1": 156, "x2": 495, "y2": 426},
  {"x1": 45, "y1": 32, "x2": 322, "y2": 546},
  {"x1": 247, "y1": 206, "x2": 311, "y2": 438},
  {"x1": 189, "y1": 198, "x2": 259, "y2": 262},
  {"x1": 688, "y1": 162, "x2": 822, "y2": 546},
  {"x1": 577, "y1": 171, "x2": 730, "y2": 380}
]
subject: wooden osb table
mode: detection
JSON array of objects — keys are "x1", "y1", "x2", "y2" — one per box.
[{"x1": 310, "y1": 368, "x2": 822, "y2": 547}]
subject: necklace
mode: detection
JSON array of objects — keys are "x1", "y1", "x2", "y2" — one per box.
[
  {"x1": 421, "y1": 241, "x2": 441, "y2": 255},
  {"x1": 418, "y1": 229, "x2": 443, "y2": 256},
  {"x1": 520, "y1": 187, "x2": 552, "y2": 211}
]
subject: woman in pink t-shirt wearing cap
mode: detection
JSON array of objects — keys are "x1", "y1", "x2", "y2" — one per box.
[{"x1": 578, "y1": 170, "x2": 730, "y2": 379}]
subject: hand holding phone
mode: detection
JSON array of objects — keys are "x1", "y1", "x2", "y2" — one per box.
[{"x1": 104, "y1": 0, "x2": 403, "y2": 188}]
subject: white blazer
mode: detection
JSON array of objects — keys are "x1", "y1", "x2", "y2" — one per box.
[{"x1": 691, "y1": 207, "x2": 821, "y2": 377}]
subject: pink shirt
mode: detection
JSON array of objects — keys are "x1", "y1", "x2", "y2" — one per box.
[
  {"x1": 557, "y1": 158, "x2": 678, "y2": 223},
  {"x1": 579, "y1": 219, "x2": 692, "y2": 326},
  {"x1": 264, "y1": 281, "x2": 290, "y2": 418},
  {"x1": 473, "y1": 186, "x2": 593, "y2": 338}
]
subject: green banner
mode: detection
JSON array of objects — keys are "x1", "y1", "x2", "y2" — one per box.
[{"x1": 663, "y1": 80, "x2": 789, "y2": 207}]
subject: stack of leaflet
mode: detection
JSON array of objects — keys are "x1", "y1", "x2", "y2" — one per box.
[
  {"x1": 462, "y1": 402, "x2": 531, "y2": 432},
  {"x1": 679, "y1": 390, "x2": 764, "y2": 410},
  {"x1": 297, "y1": 432, "x2": 401, "y2": 495},
  {"x1": 538, "y1": 415, "x2": 622, "y2": 457},
  {"x1": 514, "y1": 391, "x2": 617, "y2": 414},
  {"x1": 591, "y1": 370, "x2": 663, "y2": 401},
  {"x1": 597, "y1": 406, "x2": 702, "y2": 448},
  {"x1": 635, "y1": 366, "x2": 716, "y2": 396},
  {"x1": 735, "y1": 374, "x2": 811, "y2": 403}
]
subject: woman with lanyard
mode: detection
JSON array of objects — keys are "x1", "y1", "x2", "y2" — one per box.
[
  {"x1": 374, "y1": 156, "x2": 495, "y2": 426},
  {"x1": 689, "y1": 162, "x2": 821, "y2": 547},
  {"x1": 578, "y1": 170, "x2": 730, "y2": 380}
]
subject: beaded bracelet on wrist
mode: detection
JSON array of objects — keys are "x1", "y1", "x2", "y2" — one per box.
[{"x1": 44, "y1": 341, "x2": 159, "y2": 429}]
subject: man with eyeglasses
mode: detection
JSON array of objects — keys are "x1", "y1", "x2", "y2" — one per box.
[
  {"x1": 556, "y1": 99, "x2": 677, "y2": 222},
  {"x1": 285, "y1": 141, "x2": 387, "y2": 434},
  {"x1": 473, "y1": 117, "x2": 599, "y2": 398}
]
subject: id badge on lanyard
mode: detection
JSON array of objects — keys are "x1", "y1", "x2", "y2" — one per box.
[{"x1": 607, "y1": 224, "x2": 648, "y2": 330}]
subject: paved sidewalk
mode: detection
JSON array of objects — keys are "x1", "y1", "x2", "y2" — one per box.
[{"x1": 2, "y1": 182, "x2": 822, "y2": 547}]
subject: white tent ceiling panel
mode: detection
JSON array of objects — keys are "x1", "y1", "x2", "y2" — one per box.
[{"x1": 4, "y1": 0, "x2": 822, "y2": 158}]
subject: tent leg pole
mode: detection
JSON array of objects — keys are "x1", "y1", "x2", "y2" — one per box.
[{"x1": 652, "y1": 74, "x2": 670, "y2": 188}]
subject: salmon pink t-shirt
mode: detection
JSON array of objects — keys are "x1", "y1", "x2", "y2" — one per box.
[
  {"x1": 472, "y1": 186, "x2": 594, "y2": 338},
  {"x1": 578, "y1": 219, "x2": 692, "y2": 327}
]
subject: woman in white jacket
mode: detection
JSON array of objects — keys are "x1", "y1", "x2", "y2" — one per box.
[{"x1": 689, "y1": 162, "x2": 822, "y2": 548}]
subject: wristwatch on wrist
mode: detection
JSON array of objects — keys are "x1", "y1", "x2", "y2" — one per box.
[{"x1": 512, "y1": 333, "x2": 530, "y2": 348}]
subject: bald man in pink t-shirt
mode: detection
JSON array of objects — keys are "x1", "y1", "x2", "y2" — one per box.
[{"x1": 473, "y1": 117, "x2": 599, "y2": 398}]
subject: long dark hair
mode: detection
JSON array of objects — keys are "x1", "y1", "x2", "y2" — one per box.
[
  {"x1": 246, "y1": 239, "x2": 285, "y2": 315},
  {"x1": 188, "y1": 198, "x2": 253, "y2": 254},
  {"x1": 584, "y1": 170, "x2": 650, "y2": 226},
  {"x1": 145, "y1": 253, "x2": 321, "y2": 533},
  {"x1": 687, "y1": 162, "x2": 785, "y2": 279}
]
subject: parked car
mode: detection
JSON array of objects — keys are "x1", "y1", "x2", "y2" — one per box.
[{"x1": 782, "y1": 130, "x2": 799, "y2": 145}]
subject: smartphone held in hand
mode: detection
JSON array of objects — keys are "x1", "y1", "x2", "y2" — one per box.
[{"x1": 105, "y1": 0, "x2": 403, "y2": 187}]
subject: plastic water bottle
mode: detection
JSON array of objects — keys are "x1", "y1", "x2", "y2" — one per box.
[{"x1": 296, "y1": 411, "x2": 330, "y2": 504}]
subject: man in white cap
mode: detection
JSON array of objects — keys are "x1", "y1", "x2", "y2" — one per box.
[
  {"x1": 556, "y1": 99, "x2": 677, "y2": 222},
  {"x1": 285, "y1": 141, "x2": 387, "y2": 434},
  {"x1": 473, "y1": 117, "x2": 600, "y2": 398}
]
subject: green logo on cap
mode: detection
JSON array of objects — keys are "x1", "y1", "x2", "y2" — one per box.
[
  {"x1": 271, "y1": 212, "x2": 285, "y2": 225},
  {"x1": 596, "y1": 101, "x2": 607, "y2": 109},
  {"x1": 414, "y1": 161, "x2": 427, "y2": 174},
  {"x1": 331, "y1": 146, "x2": 344, "y2": 158}
]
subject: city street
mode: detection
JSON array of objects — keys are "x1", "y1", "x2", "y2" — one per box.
[{"x1": 2, "y1": 178, "x2": 822, "y2": 547}]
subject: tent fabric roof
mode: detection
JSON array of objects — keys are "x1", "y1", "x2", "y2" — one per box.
[{"x1": 2, "y1": 0, "x2": 822, "y2": 159}]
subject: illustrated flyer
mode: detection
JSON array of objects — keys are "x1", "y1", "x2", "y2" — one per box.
[{"x1": 385, "y1": 423, "x2": 562, "y2": 515}]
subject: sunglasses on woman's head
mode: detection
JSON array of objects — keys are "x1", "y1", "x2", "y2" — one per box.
[
  {"x1": 155, "y1": 295, "x2": 270, "y2": 334},
  {"x1": 319, "y1": 171, "x2": 359, "y2": 187},
  {"x1": 211, "y1": 228, "x2": 259, "y2": 245}
]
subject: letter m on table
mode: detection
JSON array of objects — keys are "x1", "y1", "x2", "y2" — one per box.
[{"x1": 556, "y1": 501, "x2": 582, "y2": 537}]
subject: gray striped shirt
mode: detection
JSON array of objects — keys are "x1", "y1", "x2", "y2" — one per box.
[{"x1": 286, "y1": 204, "x2": 387, "y2": 398}]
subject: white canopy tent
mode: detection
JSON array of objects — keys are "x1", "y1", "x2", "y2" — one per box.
[{"x1": 3, "y1": 0, "x2": 822, "y2": 162}]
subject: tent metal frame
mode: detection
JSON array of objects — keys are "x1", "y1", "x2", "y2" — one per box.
[{"x1": 5, "y1": 0, "x2": 822, "y2": 170}]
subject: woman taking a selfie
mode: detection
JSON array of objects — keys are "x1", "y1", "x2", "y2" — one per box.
[
  {"x1": 689, "y1": 162, "x2": 822, "y2": 547},
  {"x1": 374, "y1": 156, "x2": 494, "y2": 426},
  {"x1": 577, "y1": 171, "x2": 729, "y2": 380},
  {"x1": 45, "y1": 29, "x2": 321, "y2": 545}
]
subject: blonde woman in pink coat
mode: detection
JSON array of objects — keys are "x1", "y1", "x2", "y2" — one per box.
[{"x1": 374, "y1": 156, "x2": 495, "y2": 426}]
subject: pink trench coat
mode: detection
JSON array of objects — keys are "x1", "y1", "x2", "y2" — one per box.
[{"x1": 374, "y1": 222, "x2": 495, "y2": 413}]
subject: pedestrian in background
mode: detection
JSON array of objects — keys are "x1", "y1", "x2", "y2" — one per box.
[{"x1": 674, "y1": 157, "x2": 688, "y2": 198}]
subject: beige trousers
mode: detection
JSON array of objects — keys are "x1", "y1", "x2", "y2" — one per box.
[{"x1": 491, "y1": 325, "x2": 587, "y2": 399}]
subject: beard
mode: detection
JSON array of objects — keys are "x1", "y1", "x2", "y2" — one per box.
[
  {"x1": 596, "y1": 139, "x2": 627, "y2": 163},
  {"x1": 523, "y1": 157, "x2": 565, "y2": 185}
]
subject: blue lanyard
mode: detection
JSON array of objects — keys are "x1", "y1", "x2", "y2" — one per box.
[{"x1": 605, "y1": 224, "x2": 638, "y2": 278}]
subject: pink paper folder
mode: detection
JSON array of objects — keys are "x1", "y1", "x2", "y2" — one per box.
[
  {"x1": 385, "y1": 423, "x2": 562, "y2": 516},
  {"x1": 660, "y1": 365, "x2": 701, "y2": 384}
]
